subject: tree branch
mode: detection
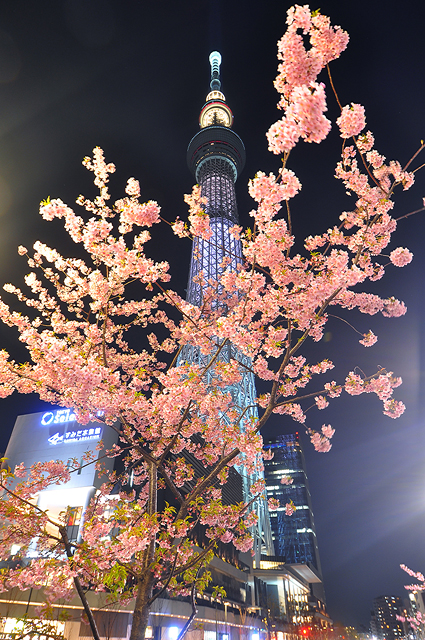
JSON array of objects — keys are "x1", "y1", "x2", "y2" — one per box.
[{"x1": 59, "y1": 525, "x2": 101, "y2": 640}]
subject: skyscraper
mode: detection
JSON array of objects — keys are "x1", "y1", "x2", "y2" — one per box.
[
  {"x1": 182, "y1": 51, "x2": 274, "y2": 560},
  {"x1": 264, "y1": 433, "x2": 323, "y2": 577}
]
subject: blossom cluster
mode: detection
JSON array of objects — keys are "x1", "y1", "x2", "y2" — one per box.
[{"x1": 267, "y1": 5, "x2": 349, "y2": 154}]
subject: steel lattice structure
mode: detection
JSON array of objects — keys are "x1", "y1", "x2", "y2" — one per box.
[
  {"x1": 186, "y1": 159, "x2": 241, "y2": 307},
  {"x1": 180, "y1": 52, "x2": 274, "y2": 560}
]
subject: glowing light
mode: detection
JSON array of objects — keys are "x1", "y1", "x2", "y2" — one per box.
[
  {"x1": 168, "y1": 627, "x2": 180, "y2": 640},
  {"x1": 4, "y1": 619, "x2": 25, "y2": 634},
  {"x1": 206, "y1": 91, "x2": 225, "y2": 102},
  {"x1": 199, "y1": 101, "x2": 233, "y2": 128},
  {"x1": 47, "y1": 426, "x2": 102, "y2": 446},
  {"x1": 209, "y1": 51, "x2": 222, "y2": 72},
  {"x1": 209, "y1": 51, "x2": 222, "y2": 91},
  {"x1": 41, "y1": 409, "x2": 76, "y2": 425}
]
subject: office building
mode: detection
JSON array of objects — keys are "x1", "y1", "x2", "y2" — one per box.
[
  {"x1": 263, "y1": 433, "x2": 328, "y2": 619},
  {"x1": 2, "y1": 407, "x2": 118, "y2": 535},
  {"x1": 264, "y1": 433, "x2": 321, "y2": 572}
]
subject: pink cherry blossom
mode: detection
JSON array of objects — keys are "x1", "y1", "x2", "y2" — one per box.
[
  {"x1": 382, "y1": 297, "x2": 407, "y2": 318},
  {"x1": 400, "y1": 564, "x2": 425, "y2": 583},
  {"x1": 315, "y1": 395, "x2": 329, "y2": 410},
  {"x1": 268, "y1": 498, "x2": 280, "y2": 511},
  {"x1": 359, "y1": 330, "x2": 378, "y2": 347},
  {"x1": 389, "y1": 247, "x2": 413, "y2": 267},
  {"x1": 383, "y1": 398, "x2": 405, "y2": 418},
  {"x1": 125, "y1": 177, "x2": 141, "y2": 197},
  {"x1": 357, "y1": 131, "x2": 374, "y2": 153},
  {"x1": 321, "y1": 425, "x2": 335, "y2": 439},
  {"x1": 336, "y1": 103, "x2": 366, "y2": 139},
  {"x1": 285, "y1": 502, "x2": 296, "y2": 516},
  {"x1": 310, "y1": 431, "x2": 332, "y2": 453}
]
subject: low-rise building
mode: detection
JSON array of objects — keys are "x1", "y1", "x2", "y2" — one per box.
[{"x1": 0, "y1": 409, "x2": 322, "y2": 640}]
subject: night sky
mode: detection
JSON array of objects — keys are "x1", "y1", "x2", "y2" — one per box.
[{"x1": 0, "y1": 0, "x2": 424, "y2": 629}]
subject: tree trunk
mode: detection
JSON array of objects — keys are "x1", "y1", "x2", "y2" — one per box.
[
  {"x1": 60, "y1": 526, "x2": 102, "y2": 640},
  {"x1": 129, "y1": 573, "x2": 156, "y2": 640},
  {"x1": 129, "y1": 461, "x2": 158, "y2": 640}
]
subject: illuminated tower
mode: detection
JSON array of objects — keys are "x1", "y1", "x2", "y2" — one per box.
[
  {"x1": 183, "y1": 52, "x2": 274, "y2": 560},
  {"x1": 186, "y1": 51, "x2": 245, "y2": 305}
]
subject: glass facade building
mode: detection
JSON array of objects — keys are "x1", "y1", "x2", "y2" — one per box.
[{"x1": 264, "y1": 433, "x2": 322, "y2": 575}]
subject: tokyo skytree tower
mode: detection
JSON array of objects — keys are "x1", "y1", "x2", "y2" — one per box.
[{"x1": 182, "y1": 51, "x2": 274, "y2": 560}]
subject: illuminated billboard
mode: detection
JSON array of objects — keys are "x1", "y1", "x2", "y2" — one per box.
[{"x1": 3, "y1": 408, "x2": 118, "y2": 490}]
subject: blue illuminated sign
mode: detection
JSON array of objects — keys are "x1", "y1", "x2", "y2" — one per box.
[{"x1": 41, "y1": 409, "x2": 76, "y2": 425}]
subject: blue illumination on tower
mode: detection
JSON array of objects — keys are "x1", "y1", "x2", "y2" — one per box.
[{"x1": 182, "y1": 52, "x2": 274, "y2": 560}]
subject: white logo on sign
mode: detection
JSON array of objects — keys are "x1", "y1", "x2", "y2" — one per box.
[
  {"x1": 47, "y1": 432, "x2": 64, "y2": 445},
  {"x1": 41, "y1": 409, "x2": 76, "y2": 426}
]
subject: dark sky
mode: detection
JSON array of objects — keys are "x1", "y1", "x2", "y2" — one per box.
[{"x1": 0, "y1": 0, "x2": 424, "y2": 629}]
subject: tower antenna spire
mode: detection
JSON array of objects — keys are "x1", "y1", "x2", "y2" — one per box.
[{"x1": 209, "y1": 51, "x2": 221, "y2": 90}]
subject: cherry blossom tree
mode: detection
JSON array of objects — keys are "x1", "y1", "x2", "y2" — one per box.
[
  {"x1": 397, "y1": 565, "x2": 425, "y2": 633},
  {"x1": 0, "y1": 5, "x2": 423, "y2": 640}
]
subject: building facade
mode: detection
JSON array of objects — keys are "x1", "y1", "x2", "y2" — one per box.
[
  {"x1": 407, "y1": 590, "x2": 425, "y2": 640},
  {"x1": 264, "y1": 434, "x2": 322, "y2": 573},
  {"x1": 371, "y1": 596, "x2": 405, "y2": 640},
  {"x1": 263, "y1": 433, "x2": 328, "y2": 621},
  {"x1": 2, "y1": 408, "x2": 119, "y2": 539}
]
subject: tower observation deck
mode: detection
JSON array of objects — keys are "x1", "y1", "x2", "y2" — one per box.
[{"x1": 182, "y1": 52, "x2": 274, "y2": 561}]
